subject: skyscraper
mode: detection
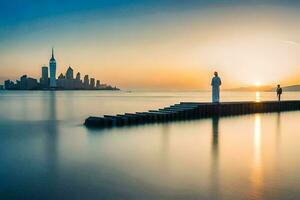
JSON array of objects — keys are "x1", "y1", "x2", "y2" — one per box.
[
  {"x1": 84, "y1": 75, "x2": 89, "y2": 89},
  {"x1": 75, "y1": 72, "x2": 81, "y2": 89},
  {"x1": 76, "y1": 72, "x2": 80, "y2": 81},
  {"x1": 66, "y1": 66, "x2": 74, "y2": 80},
  {"x1": 65, "y1": 66, "x2": 74, "y2": 89},
  {"x1": 49, "y1": 48, "x2": 57, "y2": 88},
  {"x1": 20, "y1": 75, "x2": 27, "y2": 90},
  {"x1": 90, "y1": 78, "x2": 95, "y2": 89},
  {"x1": 57, "y1": 73, "x2": 66, "y2": 89},
  {"x1": 41, "y1": 66, "x2": 49, "y2": 88},
  {"x1": 96, "y1": 80, "x2": 100, "y2": 88}
]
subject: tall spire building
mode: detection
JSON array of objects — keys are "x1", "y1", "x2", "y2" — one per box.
[{"x1": 49, "y1": 48, "x2": 57, "y2": 88}]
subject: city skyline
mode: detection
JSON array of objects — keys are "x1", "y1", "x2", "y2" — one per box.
[{"x1": 3, "y1": 48, "x2": 118, "y2": 90}]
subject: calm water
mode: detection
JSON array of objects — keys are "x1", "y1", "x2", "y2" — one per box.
[{"x1": 1, "y1": 90, "x2": 300, "y2": 200}]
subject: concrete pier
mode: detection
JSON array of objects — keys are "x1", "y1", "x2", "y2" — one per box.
[{"x1": 84, "y1": 101, "x2": 300, "y2": 128}]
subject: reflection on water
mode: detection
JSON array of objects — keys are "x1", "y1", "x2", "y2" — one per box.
[
  {"x1": 45, "y1": 92, "x2": 58, "y2": 197},
  {"x1": 1, "y1": 91, "x2": 300, "y2": 199},
  {"x1": 251, "y1": 114, "x2": 263, "y2": 200},
  {"x1": 212, "y1": 117, "x2": 220, "y2": 158},
  {"x1": 210, "y1": 117, "x2": 220, "y2": 200},
  {"x1": 161, "y1": 124, "x2": 170, "y2": 160},
  {"x1": 255, "y1": 92, "x2": 261, "y2": 102},
  {"x1": 254, "y1": 115, "x2": 262, "y2": 166},
  {"x1": 276, "y1": 112, "x2": 281, "y2": 151}
]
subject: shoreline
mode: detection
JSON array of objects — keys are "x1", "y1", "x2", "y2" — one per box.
[{"x1": 1, "y1": 88, "x2": 120, "y2": 91}]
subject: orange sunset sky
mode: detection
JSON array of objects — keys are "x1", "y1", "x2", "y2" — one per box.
[{"x1": 1, "y1": 2, "x2": 300, "y2": 90}]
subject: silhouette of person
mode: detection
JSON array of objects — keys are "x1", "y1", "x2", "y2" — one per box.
[
  {"x1": 211, "y1": 72, "x2": 222, "y2": 103},
  {"x1": 276, "y1": 84, "x2": 282, "y2": 101}
]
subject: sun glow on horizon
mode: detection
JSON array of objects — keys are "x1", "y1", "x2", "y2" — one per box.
[{"x1": 254, "y1": 82, "x2": 261, "y2": 87}]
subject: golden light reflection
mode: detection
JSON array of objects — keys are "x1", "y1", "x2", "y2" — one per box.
[
  {"x1": 251, "y1": 114, "x2": 263, "y2": 200},
  {"x1": 255, "y1": 92, "x2": 261, "y2": 102},
  {"x1": 254, "y1": 115, "x2": 262, "y2": 165}
]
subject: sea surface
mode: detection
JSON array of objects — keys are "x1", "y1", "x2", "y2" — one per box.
[{"x1": 1, "y1": 90, "x2": 300, "y2": 200}]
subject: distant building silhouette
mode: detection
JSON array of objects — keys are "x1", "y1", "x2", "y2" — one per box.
[
  {"x1": 90, "y1": 78, "x2": 95, "y2": 89},
  {"x1": 41, "y1": 66, "x2": 49, "y2": 89},
  {"x1": 58, "y1": 73, "x2": 65, "y2": 79},
  {"x1": 96, "y1": 80, "x2": 100, "y2": 89},
  {"x1": 65, "y1": 66, "x2": 74, "y2": 89},
  {"x1": 27, "y1": 77, "x2": 38, "y2": 89},
  {"x1": 49, "y1": 48, "x2": 57, "y2": 88},
  {"x1": 84, "y1": 75, "x2": 89, "y2": 89},
  {"x1": 66, "y1": 66, "x2": 74, "y2": 80},
  {"x1": 75, "y1": 72, "x2": 82, "y2": 89},
  {"x1": 57, "y1": 73, "x2": 65, "y2": 89},
  {"x1": 4, "y1": 80, "x2": 14, "y2": 89},
  {"x1": 16, "y1": 75, "x2": 39, "y2": 90},
  {"x1": 20, "y1": 75, "x2": 28, "y2": 90}
]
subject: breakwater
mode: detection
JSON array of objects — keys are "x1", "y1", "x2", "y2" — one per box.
[{"x1": 85, "y1": 101, "x2": 300, "y2": 128}]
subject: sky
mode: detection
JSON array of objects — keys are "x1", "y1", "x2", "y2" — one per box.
[{"x1": 1, "y1": 0, "x2": 300, "y2": 90}]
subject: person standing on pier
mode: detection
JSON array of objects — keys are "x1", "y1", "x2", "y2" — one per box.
[
  {"x1": 277, "y1": 84, "x2": 282, "y2": 101},
  {"x1": 211, "y1": 72, "x2": 222, "y2": 103}
]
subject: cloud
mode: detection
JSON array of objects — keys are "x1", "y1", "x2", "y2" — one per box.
[{"x1": 283, "y1": 40, "x2": 300, "y2": 46}]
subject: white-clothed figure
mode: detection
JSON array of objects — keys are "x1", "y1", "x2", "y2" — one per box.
[{"x1": 211, "y1": 72, "x2": 222, "y2": 103}]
